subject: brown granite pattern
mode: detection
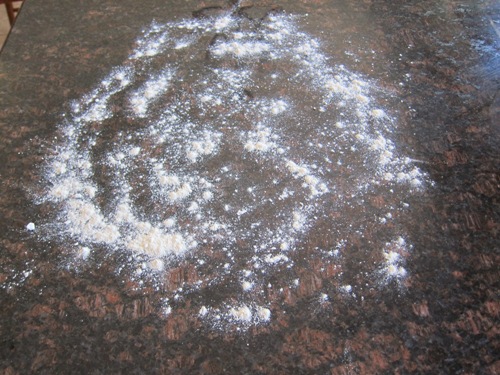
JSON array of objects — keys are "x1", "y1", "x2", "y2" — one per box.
[{"x1": 0, "y1": 0, "x2": 499, "y2": 373}]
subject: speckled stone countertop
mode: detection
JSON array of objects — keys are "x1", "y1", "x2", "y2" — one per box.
[{"x1": 0, "y1": 0, "x2": 499, "y2": 374}]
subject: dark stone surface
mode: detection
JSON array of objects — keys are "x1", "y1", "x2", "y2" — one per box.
[{"x1": 0, "y1": 0, "x2": 498, "y2": 373}]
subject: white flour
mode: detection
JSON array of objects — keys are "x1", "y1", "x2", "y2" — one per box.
[{"x1": 34, "y1": 10, "x2": 431, "y2": 329}]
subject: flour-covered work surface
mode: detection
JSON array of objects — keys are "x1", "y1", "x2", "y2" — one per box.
[{"x1": 0, "y1": 0, "x2": 498, "y2": 373}]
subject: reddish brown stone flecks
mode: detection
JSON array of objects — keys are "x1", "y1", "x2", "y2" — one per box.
[{"x1": 0, "y1": 0, "x2": 498, "y2": 373}]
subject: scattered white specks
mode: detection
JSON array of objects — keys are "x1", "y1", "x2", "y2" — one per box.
[
  {"x1": 36, "y1": 11, "x2": 429, "y2": 330},
  {"x1": 213, "y1": 41, "x2": 271, "y2": 58}
]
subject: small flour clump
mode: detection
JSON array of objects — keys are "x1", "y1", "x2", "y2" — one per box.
[
  {"x1": 380, "y1": 237, "x2": 410, "y2": 283},
  {"x1": 241, "y1": 280, "x2": 254, "y2": 291},
  {"x1": 127, "y1": 226, "x2": 188, "y2": 258},
  {"x1": 230, "y1": 305, "x2": 253, "y2": 322},
  {"x1": 186, "y1": 132, "x2": 220, "y2": 162},
  {"x1": 244, "y1": 126, "x2": 277, "y2": 153},
  {"x1": 256, "y1": 307, "x2": 271, "y2": 321}
]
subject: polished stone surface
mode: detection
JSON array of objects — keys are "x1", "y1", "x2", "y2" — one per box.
[{"x1": 0, "y1": 0, "x2": 499, "y2": 373}]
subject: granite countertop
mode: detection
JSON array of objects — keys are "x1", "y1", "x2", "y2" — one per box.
[{"x1": 0, "y1": 0, "x2": 498, "y2": 374}]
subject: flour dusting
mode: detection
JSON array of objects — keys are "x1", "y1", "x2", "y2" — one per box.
[{"x1": 34, "y1": 10, "x2": 430, "y2": 330}]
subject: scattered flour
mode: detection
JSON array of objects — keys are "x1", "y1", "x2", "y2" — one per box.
[
  {"x1": 212, "y1": 41, "x2": 271, "y2": 58},
  {"x1": 36, "y1": 10, "x2": 430, "y2": 329}
]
